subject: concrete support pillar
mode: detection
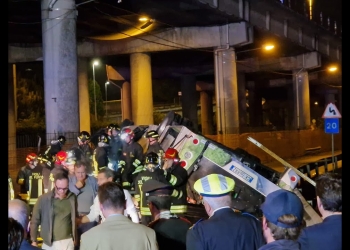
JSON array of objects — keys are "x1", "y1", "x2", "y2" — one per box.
[
  {"x1": 78, "y1": 58, "x2": 90, "y2": 133},
  {"x1": 41, "y1": 0, "x2": 79, "y2": 142},
  {"x1": 237, "y1": 72, "x2": 247, "y2": 128},
  {"x1": 286, "y1": 84, "x2": 294, "y2": 129},
  {"x1": 293, "y1": 69, "x2": 311, "y2": 129},
  {"x1": 8, "y1": 64, "x2": 17, "y2": 169},
  {"x1": 122, "y1": 81, "x2": 132, "y2": 121},
  {"x1": 199, "y1": 90, "x2": 214, "y2": 135},
  {"x1": 214, "y1": 48, "x2": 239, "y2": 134},
  {"x1": 247, "y1": 82, "x2": 263, "y2": 127},
  {"x1": 181, "y1": 75, "x2": 198, "y2": 132},
  {"x1": 130, "y1": 53, "x2": 153, "y2": 125}
]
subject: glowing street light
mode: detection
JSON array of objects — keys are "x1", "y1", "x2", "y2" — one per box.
[
  {"x1": 236, "y1": 43, "x2": 275, "y2": 56},
  {"x1": 105, "y1": 80, "x2": 123, "y2": 121},
  {"x1": 92, "y1": 60, "x2": 99, "y2": 121}
]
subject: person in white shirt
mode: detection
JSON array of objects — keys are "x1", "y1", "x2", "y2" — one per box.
[{"x1": 79, "y1": 168, "x2": 139, "y2": 224}]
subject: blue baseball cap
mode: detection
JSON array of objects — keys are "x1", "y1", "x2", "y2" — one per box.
[{"x1": 261, "y1": 189, "x2": 304, "y2": 228}]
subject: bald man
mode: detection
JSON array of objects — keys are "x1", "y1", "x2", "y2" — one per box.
[{"x1": 8, "y1": 199, "x2": 40, "y2": 249}]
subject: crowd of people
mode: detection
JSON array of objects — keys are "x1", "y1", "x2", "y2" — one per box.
[{"x1": 8, "y1": 123, "x2": 342, "y2": 250}]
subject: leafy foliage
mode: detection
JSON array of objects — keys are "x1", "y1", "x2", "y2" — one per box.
[{"x1": 16, "y1": 76, "x2": 45, "y2": 121}]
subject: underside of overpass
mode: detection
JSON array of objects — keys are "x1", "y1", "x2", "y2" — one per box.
[{"x1": 8, "y1": 0, "x2": 342, "y2": 131}]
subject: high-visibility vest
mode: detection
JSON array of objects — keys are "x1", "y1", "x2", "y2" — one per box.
[{"x1": 28, "y1": 170, "x2": 44, "y2": 205}]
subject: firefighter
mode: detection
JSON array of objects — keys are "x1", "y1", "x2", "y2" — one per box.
[
  {"x1": 106, "y1": 123, "x2": 123, "y2": 172},
  {"x1": 134, "y1": 152, "x2": 170, "y2": 226},
  {"x1": 16, "y1": 153, "x2": 49, "y2": 208},
  {"x1": 92, "y1": 133, "x2": 110, "y2": 176},
  {"x1": 162, "y1": 148, "x2": 189, "y2": 215},
  {"x1": 63, "y1": 149, "x2": 77, "y2": 176},
  {"x1": 38, "y1": 135, "x2": 66, "y2": 169},
  {"x1": 144, "y1": 130, "x2": 164, "y2": 166},
  {"x1": 46, "y1": 150, "x2": 69, "y2": 191},
  {"x1": 70, "y1": 131, "x2": 93, "y2": 174},
  {"x1": 118, "y1": 127, "x2": 144, "y2": 189},
  {"x1": 45, "y1": 135, "x2": 66, "y2": 158}
]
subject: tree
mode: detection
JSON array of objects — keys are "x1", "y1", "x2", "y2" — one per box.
[{"x1": 16, "y1": 75, "x2": 45, "y2": 121}]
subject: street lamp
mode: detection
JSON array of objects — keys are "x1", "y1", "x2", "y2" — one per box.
[
  {"x1": 105, "y1": 81, "x2": 109, "y2": 118},
  {"x1": 105, "y1": 80, "x2": 123, "y2": 121},
  {"x1": 236, "y1": 43, "x2": 275, "y2": 55},
  {"x1": 92, "y1": 60, "x2": 99, "y2": 121},
  {"x1": 295, "y1": 65, "x2": 339, "y2": 130}
]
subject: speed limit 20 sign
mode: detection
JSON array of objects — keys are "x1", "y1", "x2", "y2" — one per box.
[
  {"x1": 324, "y1": 118, "x2": 339, "y2": 134},
  {"x1": 322, "y1": 103, "x2": 341, "y2": 134}
]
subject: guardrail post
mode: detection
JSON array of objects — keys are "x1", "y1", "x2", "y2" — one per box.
[
  {"x1": 334, "y1": 156, "x2": 338, "y2": 170},
  {"x1": 306, "y1": 164, "x2": 311, "y2": 176},
  {"x1": 314, "y1": 162, "x2": 319, "y2": 176},
  {"x1": 324, "y1": 158, "x2": 328, "y2": 172}
]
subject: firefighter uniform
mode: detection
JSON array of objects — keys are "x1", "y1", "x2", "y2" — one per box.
[
  {"x1": 186, "y1": 174, "x2": 265, "y2": 250},
  {"x1": 142, "y1": 179, "x2": 192, "y2": 250},
  {"x1": 119, "y1": 140, "x2": 143, "y2": 188},
  {"x1": 92, "y1": 133, "x2": 110, "y2": 176},
  {"x1": 164, "y1": 161, "x2": 188, "y2": 215},
  {"x1": 134, "y1": 167, "x2": 169, "y2": 225},
  {"x1": 162, "y1": 148, "x2": 189, "y2": 215},
  {"x1": 16, "y1": 163, "x2": 49, "y2": 207}
]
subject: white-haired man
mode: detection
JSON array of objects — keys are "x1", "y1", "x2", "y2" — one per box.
[{"x1": 8, "y1": 199, "x2": 40, "y2": 249}]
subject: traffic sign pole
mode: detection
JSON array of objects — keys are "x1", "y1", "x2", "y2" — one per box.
[
  {"x1": 322, "y1": 103, "x2": 341, "y2": 173},
  {"x1": 331, "y1": 134, "x2": 335, "y2": 172}
]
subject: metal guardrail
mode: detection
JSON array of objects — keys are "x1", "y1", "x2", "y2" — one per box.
[
  {"x1": 298, "y1": 153, "x2": 342, "y2": 178},
  {"x1": 15, "y1": 132, "x2": 80, "y2": 149}
]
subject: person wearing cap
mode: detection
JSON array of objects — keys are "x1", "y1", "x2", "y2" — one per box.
[
  {"x1": 297, "y1": 173, "x2": 342, "y2": 250},
  {"x1": 186, "y1": 173, "x2": 265, "y2": 250},
  {"x1": 259, "y1": 188, "x2": 305, "y2": 250},
  {"x1": 142, "y1": 179, "x2": 192, "y2": 250}
]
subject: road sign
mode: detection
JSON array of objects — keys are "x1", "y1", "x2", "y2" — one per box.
[
  {"x1": 322, "y1": 103, "x2": 341, "y2": 118},
  {"x1": 324, "y1": 118, "x2": 339, "y2": 134}
]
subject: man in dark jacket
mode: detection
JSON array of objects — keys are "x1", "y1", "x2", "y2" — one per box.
[
  {"x1": 258, "y1": 189, "x2": 305, "y2": 250},
  {"x1": 298, "y1": 173, "x2": 342, "y2": 250},
  {"x1": 30, "y1": 172, "x2": 78, "y2": 249},
  {"x1": 186, "y1": 173, "x2": 265, "y2": 250},
  {"x1": 143, "y1": 179, "x2": 192, "y2": 250}
]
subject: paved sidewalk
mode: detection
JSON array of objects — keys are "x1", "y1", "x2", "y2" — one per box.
[{"x1": 262, "y1": 150, "x2": 342, "y2": 173}]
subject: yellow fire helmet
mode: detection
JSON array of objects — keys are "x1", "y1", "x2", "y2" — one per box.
[{"x1": 194, "y1": 174, "x2": 235, "y2": 197}]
